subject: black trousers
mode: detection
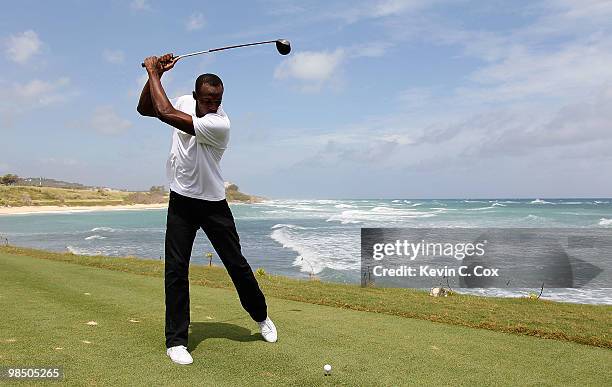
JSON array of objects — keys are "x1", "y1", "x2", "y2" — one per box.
[{"x1": 164, "y1": 190, "x2": 267, "y2": 348}]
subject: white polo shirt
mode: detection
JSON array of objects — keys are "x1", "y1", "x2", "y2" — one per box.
[{"x1": 166, "y1": 95, "x2": 230, "y2": 201}]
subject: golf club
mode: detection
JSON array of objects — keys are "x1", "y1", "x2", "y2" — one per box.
[{"x1": 141, "y1": 39, "x2": 291, "y2": 67}]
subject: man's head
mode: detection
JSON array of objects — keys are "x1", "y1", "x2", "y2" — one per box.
[{"x1": 193, "y1": 73, "x2": 224, "y2": 117}]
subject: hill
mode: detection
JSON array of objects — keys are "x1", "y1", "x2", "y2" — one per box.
[{"x1": 0, "y1": 183, "x2": 262, "y2": 207}]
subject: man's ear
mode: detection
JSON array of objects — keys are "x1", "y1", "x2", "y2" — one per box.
[{"x1": 192, "y1": 91, "x2": 197, "y2": 100}]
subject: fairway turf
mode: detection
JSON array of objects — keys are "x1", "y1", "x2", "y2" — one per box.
[
  {"x1": 0, "y1": 252, "x2": 611, "y2": 386},
  {"x1": 2, "y1": 246, "x2": 610, "y2": 349}
]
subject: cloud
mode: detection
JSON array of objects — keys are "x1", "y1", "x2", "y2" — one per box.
[
  {"x1": 10, "y1": 77, "x2": 76, "y2": 106},
  {"x1": 90, "y1": 106, "x2": 132, "y2": 135},
  {"x1": 130, "y1": 0, "x2": 150, "y2": 11},
  {"x1": 186, "y1": 12, "x2": 205, "y2": 31},
  {"x1": 273, "y1": 41, "x2": 394, "y2": 92},
  {"x1": 274, "y1": 49, "x2": 345, "y2": 91},
  {"x1": 328, "y1": 0, "x2": 436, "y2": 24},
  {"x1": 372, "y1": 0, "x2": 430, "y2": 17},
  {"x1": 471, "y1": 89, "x2": 612, "y2": 157},
  {"x1": 4, "y1": 30, "x2": 42, "y2": 63},
  {"x1": 103, "y1": 49, "x2": 125, "y2": 64},
  {"x1": 268, "y1": 128, "x2": 417, "y2": 170}
]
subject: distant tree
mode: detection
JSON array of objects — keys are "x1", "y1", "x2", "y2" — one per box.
[
  {"x1": 149, "y1": 185, "x2": 166, "y2": 193},
  {"x1": 225, "y1": 183, "x2": 239, "y2": 192},
  {"x1": 1, "y1": 174, "x2": 19, "y2": 185}
]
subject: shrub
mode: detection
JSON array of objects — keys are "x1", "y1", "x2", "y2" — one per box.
[{"x1": 20, "y1": 193, "x2": 32, "y2": 206}]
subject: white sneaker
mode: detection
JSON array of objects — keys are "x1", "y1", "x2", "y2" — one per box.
[
  {"x1": 257, "y1": 316, "x2": 278, "y2": 343},
  {"x1": 166, "y1": 345, "x2": 193, "y2": 365}
]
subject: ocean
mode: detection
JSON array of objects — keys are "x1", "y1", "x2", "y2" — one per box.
[{"x1": 1, "y1": 198, "x2": 611, "y2": 305}]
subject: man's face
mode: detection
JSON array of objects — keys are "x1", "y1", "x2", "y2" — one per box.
[{"x1": 193, "y1": 83, "x2": 223, "y2": 117}]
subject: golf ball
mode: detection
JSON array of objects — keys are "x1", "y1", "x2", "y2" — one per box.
[{"x1": 324, "y1": 364, "x2": 332, "y2": 374}]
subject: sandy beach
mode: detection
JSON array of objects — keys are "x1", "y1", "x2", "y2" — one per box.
[{"x1": 0, "y1": 203, "x2": 169, "y2": 216}]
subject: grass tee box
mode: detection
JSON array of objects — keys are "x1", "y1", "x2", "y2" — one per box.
[
  {"x1": 0, "y1": 248, "x2": 611, "y2": 385},
  {"x1": 1, "y1": 246, "x2": 611, "y2": 349}
]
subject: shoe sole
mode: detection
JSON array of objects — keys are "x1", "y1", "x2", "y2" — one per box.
[
  {"x1": 168, "y1": 357, "x2": 193, "y2": 365},
  {"x1": 167, "y1": 352, "x2": 193, "y2": 365}
]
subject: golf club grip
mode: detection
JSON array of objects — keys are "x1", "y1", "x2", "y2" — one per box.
[{"x1": 140, "y1": 57, "x2": 177, "y2": 68}]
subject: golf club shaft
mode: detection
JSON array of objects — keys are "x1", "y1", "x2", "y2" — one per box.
[{"x1": 141, "y1": 40, "x2": 279, "y2": 67}]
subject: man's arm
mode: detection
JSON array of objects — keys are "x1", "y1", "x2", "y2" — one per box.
[
  {"x1": 137, "y1": 53, "x2": 174, "y2": 117},
  {"x1": 136, "y1": 79, "x2": 157, "y2": 117},
  {"x1": 136, "y1": 79, "x2": 159, "y2": 117},
  {"x1": 142, "y1": 56, "x2": 195, "y2": 136}
]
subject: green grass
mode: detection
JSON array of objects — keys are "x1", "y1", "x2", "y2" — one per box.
[
  {"x1": 0, "y1": 185, "x2": 258, "y2": 206},
  {"x1": 0, "y1": 186, "x2": 151, "y2": 207},
  {"x1": 1, "y1": 246, "x2": 611, "y2": 350},
  {"x1": 0, "y1": 250, "x2": 610, "y2": 386}
]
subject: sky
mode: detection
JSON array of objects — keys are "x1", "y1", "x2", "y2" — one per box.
[{"x1": 1, "y1": 0, "x2": 611, "y2": 199}]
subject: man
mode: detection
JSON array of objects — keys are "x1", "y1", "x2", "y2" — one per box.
[{"x1": 137, "y1": 54, "x2": 277, "y2": 366}]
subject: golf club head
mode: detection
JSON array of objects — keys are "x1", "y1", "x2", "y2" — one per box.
[{"x1": 276, "y1": 39, "x2": 291, "y2": 55}]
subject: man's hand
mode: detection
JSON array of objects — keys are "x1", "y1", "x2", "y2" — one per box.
[
  {"x1": 158, "y1": 53, "x2": 177, "y2": 74},
  {"x1": 144, "y1": 54, "x2": 177, "y2": 76}
]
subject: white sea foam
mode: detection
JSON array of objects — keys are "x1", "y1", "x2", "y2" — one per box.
[
  {"x1": 530, "y1": 199, "x2": 554, "y2": 204},
  {"x1": 91, "y1": 227, "x2": 117, "y2": 232},
  {"x1": 524, "y1": 214, "x2": 546, "y2": 222},
  {"x1": 326, "y1": 206, "x2": 441, "y2": 224},
  {"x1": 491, "y1": 202, "x2": 506, "y2": 207},
  {"x1": 269, "y1": 224, "x2": 359, "y2": 274},
  {"x1": 392, "y1": 200, "x2": 401, "y2": 203},
  {"x1": 466, "y1": 206, "x2": 497, "y2": 211},
  {"x1": 599, "y1": 218, "x2": 612, "y2": 227},
  {"x1": 463, "y1": 200, "x2": 487, "y2": 203},
  {"x1": 271, "y1": 223, "x2": 309, "y2": 230},
  {"x1": 313, "y1": 200, "x2": 340, "y2": 204},
  {"x1": 334, "y1": 204, "x2": 355, "y2": 209},
  {"x1": 457, "y1": 288, "x2": 612, "y2": 305},
  {"x1": 325, "y1": 212, "x2": 363, "y2": 224},
  {"x1": 85, "y1": 235, "x2": 106, "y2": 240}
]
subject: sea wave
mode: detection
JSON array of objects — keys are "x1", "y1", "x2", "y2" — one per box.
[
  {"x1": 326, "y1": 207, "x2": 440, "y2": 224},
  {"x1": 530, "y1": 199, "x2": 554, "y2": 204},
  {"x1": 599, "y1": 218, "x2": 612, "y2": 227},
  {"x1": 269, "y1": 225, "x2": 359, "y2": 274},
  {"x1": 271, "y1": 223, "x2": 310, "y2": 230},
  {"x1": 85, "y1": 235, "x2": 107, "y2": 240},
  {"x1": 466, "y1": 206, "x2": 497, "y2": 211},
  {"x1": 334, "y1": 204, "x2": 355, "y2": 209},
  {"x1": 524, "y1": 214, "x2": 546, "y2": 222},
  {"x1": 457, "y1": 288, "x2": 612, "y2": 305},
  {"x1": 91, "y1": 227, "x2": 117, "y2": 232}
]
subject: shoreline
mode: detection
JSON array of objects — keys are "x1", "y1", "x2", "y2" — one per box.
[
  {"x1": 0, "y1": 203, "x2": 169, "y2": 216},
  {"x1": 0, "y1": 199, "x2": 258, "y2": 215}
]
